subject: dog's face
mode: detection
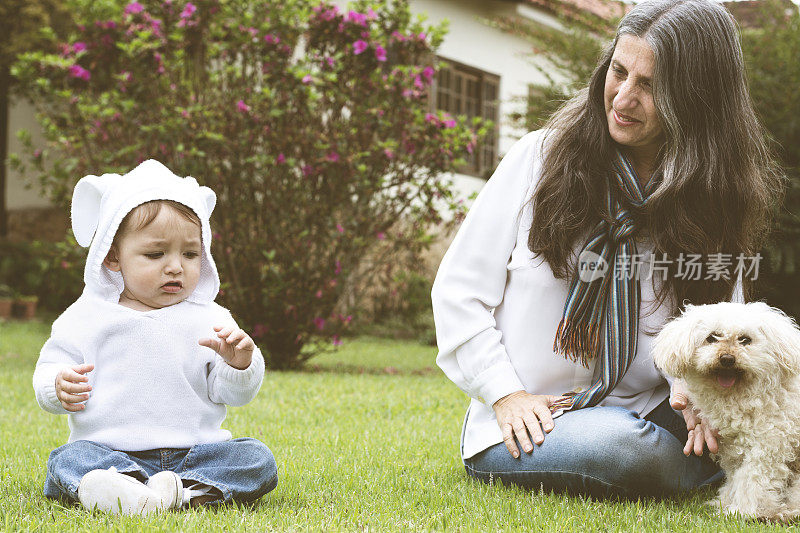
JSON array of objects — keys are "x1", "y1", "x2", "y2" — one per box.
[{"x1": 653, "y1": 302, "x2": 800, "y2": 392}]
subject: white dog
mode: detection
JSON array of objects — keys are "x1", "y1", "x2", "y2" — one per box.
[{"x1": 653, "y1": 301, "x2": 800, "y2": 522}]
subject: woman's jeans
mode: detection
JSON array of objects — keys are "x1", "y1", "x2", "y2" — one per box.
[
  {"x1": 44, "y1": 438, "x2": 278, "y2": 504},
  {"x1": 464, "y1": 399, "x2": 722, "y2": 498}
]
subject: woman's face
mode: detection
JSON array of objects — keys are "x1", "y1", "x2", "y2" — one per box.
[{"x1": 604, "y1": 35, "x2": 664, "y2": 159}]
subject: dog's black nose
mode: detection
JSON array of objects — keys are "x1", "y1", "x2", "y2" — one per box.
[{"x1": 719, "y1": 353, "x2": 735, "y2": 367}]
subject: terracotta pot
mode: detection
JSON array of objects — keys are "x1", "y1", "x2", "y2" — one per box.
[
  {"x1": 0, "y1": 299, "x2": 12, "y2": 319},
  {"x1": 13, "y1": 299, "x2": 37, "y2": 320}
]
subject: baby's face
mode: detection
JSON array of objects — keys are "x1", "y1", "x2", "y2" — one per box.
[{"x1": 111, "y1": 206, "x2": 202, "y2": 311}]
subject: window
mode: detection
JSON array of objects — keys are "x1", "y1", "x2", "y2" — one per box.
[{"x1": 432, "y1": 58, "x2": 500, "y2": 178}]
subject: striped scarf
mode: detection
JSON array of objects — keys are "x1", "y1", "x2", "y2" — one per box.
[{"x1": 550, "y1": 150, "x2": 657, "y2": 412}]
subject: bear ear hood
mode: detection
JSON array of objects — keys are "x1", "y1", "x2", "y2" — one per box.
[{"x1": 71, "y1": 159, "x2": 220, "y2": 304}]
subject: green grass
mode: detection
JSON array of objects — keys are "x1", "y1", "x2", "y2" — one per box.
[{"x1": 0, "y1": 319, "x2": 786, "y2": 531}]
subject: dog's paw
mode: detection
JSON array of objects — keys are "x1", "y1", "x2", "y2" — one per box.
[
  {"x1": 774, "y1": 507, "x2": 800, "y2": 524},
  {"x1": 703, "y1": 497, "x2": 724, "y2": 512}
]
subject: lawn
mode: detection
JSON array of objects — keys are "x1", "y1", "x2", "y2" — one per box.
[{"x1": 0, "y1": 319, "x2": 783, "y2": 531}]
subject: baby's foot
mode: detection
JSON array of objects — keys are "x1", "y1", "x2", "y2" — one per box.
[
  {"x1": 146, "y1": 471, "x2": 183, "y2": 510},
  {"x1": 78, "y1": 467, "x2": 166, "y2": 515}
]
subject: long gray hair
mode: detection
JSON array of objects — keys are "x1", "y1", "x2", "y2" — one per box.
[{"x1": 527, "y1": 0, "x2": 783, "y2": 316}]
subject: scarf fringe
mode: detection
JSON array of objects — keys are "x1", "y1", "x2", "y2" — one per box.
[
  {"x1": 549, "y1": 392, "x2": 576, "y2": 414},
  {"x1": 553, "y1": 318, "x2": 601, "y2": 368}
]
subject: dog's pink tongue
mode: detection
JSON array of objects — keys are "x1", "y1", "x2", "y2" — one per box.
[{"x1": 717, "y1": 374, "x2": 736, "y2": 388}]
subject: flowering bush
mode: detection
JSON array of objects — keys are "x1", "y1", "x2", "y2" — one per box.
[
  {"x1": 0, "y1": 236, "x2": 86, "y2": 312},
  {"x1": 12, "y1": 0, "x2": 483, "y2": 368}
]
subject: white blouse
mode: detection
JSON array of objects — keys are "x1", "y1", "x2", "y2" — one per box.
[{"x1": 432, "y1": 130, "x2": 743, "y2": 459}]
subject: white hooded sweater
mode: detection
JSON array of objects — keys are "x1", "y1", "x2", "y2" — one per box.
[{"x1": 32, "y1": 160, "x2": 265, "y2": 452}]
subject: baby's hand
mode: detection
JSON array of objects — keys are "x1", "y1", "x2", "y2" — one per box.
[
  {"x1": 55, "y1": 363, "x2": 94, "y2": 412},
  {"x1": 199, "y1": 326, "x2": 255, "y2": 370}
]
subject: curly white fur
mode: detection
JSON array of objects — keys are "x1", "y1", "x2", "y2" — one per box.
[{"x1": 653, "y1": 302, "x2": 800, "y2": 522}]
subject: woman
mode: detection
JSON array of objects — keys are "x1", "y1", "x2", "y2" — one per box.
[{"x1": 431, "y1": 0, "x2": 782, "y2": 497}]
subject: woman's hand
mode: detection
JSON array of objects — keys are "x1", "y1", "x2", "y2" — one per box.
[
  {"x1": 670, "y1": 379, "x2": 719, "y2": 456},
  {"x1": 492, "y1": 390, "x2": 561, "y2": 458}
]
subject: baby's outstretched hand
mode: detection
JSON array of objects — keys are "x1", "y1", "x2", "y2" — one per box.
[
  {"x1": 199, "y1": 326, "x2": 254, "y2": 370},
  {"x1": 55, "y1": 363, "x2": 94, "y2": 412}
]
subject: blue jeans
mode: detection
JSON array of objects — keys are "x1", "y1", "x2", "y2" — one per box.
[
  {"x1": 463, "y1": 400, "x2": 722, "y2": 498},
  {"x1": 44, "y1": 438, "x2": 278, "y2": 504}
]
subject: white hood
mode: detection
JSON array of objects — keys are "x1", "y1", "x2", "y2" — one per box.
[{"x1": 71, "y1": 159, "x2": 220, "y2": 304}]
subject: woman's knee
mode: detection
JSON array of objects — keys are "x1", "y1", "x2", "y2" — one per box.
[{"x1": 463, "y1": 407, "x2": 677, "y2": 496}]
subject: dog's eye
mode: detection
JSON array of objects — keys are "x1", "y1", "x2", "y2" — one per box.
[
  {"x1": 738, "y1": 335, "x2": 751, "y2": 345},
  {"x1": 705, "y1": 333, "x2": 719, "y2": 343}
]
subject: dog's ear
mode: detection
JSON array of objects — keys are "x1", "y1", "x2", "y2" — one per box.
[
  {"x1": 653, "y1": 309, "x2": 700, "y2": 379},
  {"x1": 754, "y1": 303, "x2": 800, "y2": 376}
]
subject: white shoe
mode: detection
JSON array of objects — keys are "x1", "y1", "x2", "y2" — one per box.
[
  {"x1": 78, "y1": 467, "x2": 164, "y2": 515},
  {"x1": 146, "y1": 471, "x2": 183, "y2": 509}
]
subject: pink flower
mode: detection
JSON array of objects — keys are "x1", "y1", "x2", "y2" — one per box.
[
  {"x1": 336, "y1": 223, "x2": 345, "y2": 233},
  {"x1": 302, "y1": 165, "x2": 314, "y2": 176},
  {"x1": 391, "y1": 31, "x2": 406, "y2": 42},
  {"x1": 302, "y1": 74, "x2": 313, "y2": 84},
  {"x1": 315, "y1": 290, "x2": 323, "y2": 299},
  {"x1": 154, "y1": 52, "x2": 164, "y2": 66},
  {"x1": 264, "y1": 34, "x2": 280, "y2": 44},
  {"x1": 181, "y1": 109, "x2": 190, "y2": 118},
  {"x1": 353, "y1": 40, "x2": 368, "y2": 55},
  {"x1": 375, "y1": 45, "x2": 387, "y2": 62},
  {"x1": 69, "y1": 65, "x2": 91, "y2": 81},
  {"x1": 343, "y1": 315, "x2": 353, "y2": 325},
  {"x1": 443, "y1": 118, "x2": 457, "y2": 128},
  {"x1": 60, "y1": 260, "x2": 70, "y2": 269},
  {"x1": 124, "y1": 2, "x2": 144, "y2": 15},
  {"x1": 347, "y1": 11, "x2": 367, "y2": 26},
  {"x1": 383, "y1": 148, "x2": 394, "y2": 159},
  {"x1": 377, "y1": 232, "x2": 386, "y2": 240},
  {"x1": 33, "y1": 149, "x2": 42, "y2": 158},
  {"x1": 72, "y1": 42, "x2": 87, "y2": 53},
  {"x1": 325, "y1": 57, "x2": 335, "y2": 67},
  {"x1": 180, "y1": 2, "x2": 197, "y2": 18},
  {"x1": 332, "y1": 335, "x2": 343, "y2": 346},
  {"x1": 326, "y1": 151, "x2": 340, "y2": 162},
  {"x1": 319, "y1": 5, "x2": 338, "y2": 21},
  {"x1": 424, "y1": 112, "x2": 437, "y2": 124},
  {"x1": 237, "y1": 100, "x2": 250, "y2": 112},
  {"x1": 276, "y1": 153, "x2": 285, "y2": 164},
  {"x1": 418, "y1": 32, "x2": 427, "y2": 40},
  {"x1": 334, "y1": 260, "x2": 342, "y2": 275},
  {"x1": 313, "y1": 317, "x2": 326, "y2": 330},
  {"x1": 366, "y1": 8, "x2": 378, "y2": 20},
  {"x1": 422, "y1": 66, "x2": 435, "y2": 81}
]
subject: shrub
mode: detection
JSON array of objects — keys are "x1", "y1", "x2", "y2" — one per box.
[
  {"x1": 0, "y1": 236, "x2": 85, "y2": 312},
  {"x1": 11, "y1": 0, "x2": 484, "y2": 368}
]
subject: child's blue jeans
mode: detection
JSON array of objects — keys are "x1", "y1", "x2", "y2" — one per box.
[{"x1": 44, "y1": 438, "x2": 278, "y2": 504}]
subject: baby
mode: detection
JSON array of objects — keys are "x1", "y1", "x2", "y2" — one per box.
[{"x1": 32, "y1": 160, "x2": 277, "y2": 514}]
